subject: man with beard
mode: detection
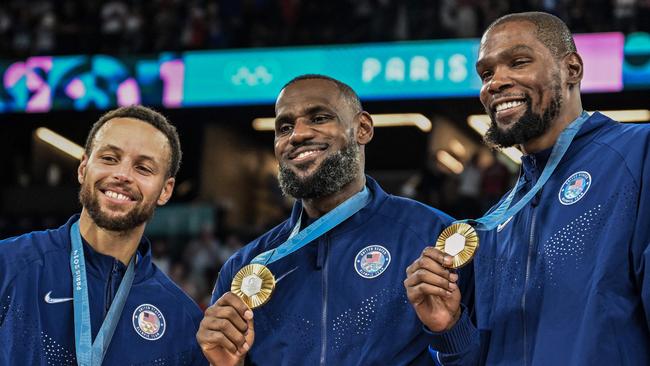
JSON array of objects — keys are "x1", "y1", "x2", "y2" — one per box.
[
  {"x1": 196, "y1": 75, "x2": 454, "y2": 365},
  {"x1": 405, "y1": 12, "x2": 650, "y2": 365},
  {"x1": 0, "y1": 106, "x2": 207, "y2": 365}
]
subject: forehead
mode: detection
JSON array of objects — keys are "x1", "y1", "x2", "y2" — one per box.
[
  {"x1": 478, "y1": 21, "x2": 546, "y2": 61},
  {"x1": 92, "y1": 117, "x2": 170, "y2": 160},
  {"x1": 275, "y1": 79, "x2": 345, "y2": 115}
]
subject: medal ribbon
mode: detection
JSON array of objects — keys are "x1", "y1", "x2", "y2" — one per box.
[
  {"x1": 251, "y1": 186, "x2": 371, "y2": 265},
  {"x1": 70, "y1": 221, "x2": 136, "y2": 366},
  {"x1": 460, "y1": 111, "x2": 590, "y2": 231}
]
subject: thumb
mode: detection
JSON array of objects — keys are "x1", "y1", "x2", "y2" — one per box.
[{"x1": 245, "y1": 317, "x2": 255, "y2": 347}]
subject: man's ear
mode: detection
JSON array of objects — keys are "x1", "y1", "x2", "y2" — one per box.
[
  {"x1": 356, "y1": 111, "x2": 374, "y2": 145},
  {"x1": 564, "y1": 52, "x2": 583, "y2": 87},
  {"x1": 157, "y1": 177, "x2": 175, "y2": 206},
  {"x1": 77, "y1": 154, "x2": 89, "y2": 184}
]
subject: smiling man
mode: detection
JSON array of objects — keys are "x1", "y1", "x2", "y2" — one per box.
[
  {"x1": 0, "y1": 106, "x2": 207, "y2": 365},
  {"x1": 196, "y1": 75, "x2": 454, "y2": 365},
  {"x1": 404, "y1": 12, "x2": 650, "y2": 365}
]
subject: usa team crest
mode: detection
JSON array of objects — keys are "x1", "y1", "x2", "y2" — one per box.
[
  {"x1": 559, "y1": 171, "x2": 591, "y2": 205},
  {"x1": 132, "y1": 304, "x2": 166, "y2": 340},
  {"x1": 354, "y1": 245, "x2": 391, "y2": 279}
]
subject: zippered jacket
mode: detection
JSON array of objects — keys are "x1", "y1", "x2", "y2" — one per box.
[
  {"x1": 212, "y1": 176, "x2": 454, "y2": 365},
  {"x1": 429, "y1": 112, "x2": 650, "y2": 365},
  {"x1": 0, "y1": 215, "x2": 207, "y2": 365}
]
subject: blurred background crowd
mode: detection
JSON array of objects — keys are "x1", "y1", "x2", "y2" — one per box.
[
  {"x1": 1, "y1": 0, "x2": 650, "y2": 58},
  {"x1": 1, "y1": 0, "x2": 648, "y2": 308}
]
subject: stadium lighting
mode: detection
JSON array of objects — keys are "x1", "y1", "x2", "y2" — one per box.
[
  {"x1": 436, "y1": 150, "x2": 464, "y2": 174},
  {"x1": 35, "y1": 127, "x2": 84, "y2": 160},
  {"x1": 466, "y1": 109, "x2": 650, "y2": 165},
  {"x1": 253, "y1": 113, "x2": 432, "y2": 132}
]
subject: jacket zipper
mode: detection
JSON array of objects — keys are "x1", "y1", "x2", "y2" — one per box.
[
  {"x1": 521, "y1": 209, "x2": 536, "y2": 366},
  {"x1": 104, "y1": 260, "x2": 119, "y2": 316},
  {"x1": 521, "y1": 157, "x2": 538, "y2": 366},
  {"x1": 320, "y1": 235, "x2": 330, "y2": 366}
]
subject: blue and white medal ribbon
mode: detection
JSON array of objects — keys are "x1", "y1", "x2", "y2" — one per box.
[
  {"x1": 70, "y1": 221, "x2": 135, "y2": 366},
  {"x1": 231, "y1": 186, "x2": 371, "y2": 308},
  {"x1": 436, "y1": 111, "x2": 591, "y2": 268}
]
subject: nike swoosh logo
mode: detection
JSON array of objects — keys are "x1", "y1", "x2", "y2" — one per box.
[
  {"x1": 497, "y1": 216, "x2": 514, "y2": 233},
  {"x1": 275, "y1": 267, "x2": 298, "y2": 284},
  {"x1": 44, "y1": 291, "x2": 73, "y2": 304}
]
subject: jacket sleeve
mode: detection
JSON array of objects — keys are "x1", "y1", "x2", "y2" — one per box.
[
  {"x1": 426, "y1": 262, "x2": 482, "y2": 365},
  {"x1": 634, "y1": 143, "x2": 650, "y2": 333}
]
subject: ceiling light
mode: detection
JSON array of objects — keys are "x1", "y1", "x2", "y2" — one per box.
[
  {"x1": 35, "y1": 127, "x2": 84, "y2": 160},
  {"x1": 253, "y1": 113, "x2": 432, "y2": 132},
  {"x1": 436, "y1": 150, "x2": 464, "y2": 174}
]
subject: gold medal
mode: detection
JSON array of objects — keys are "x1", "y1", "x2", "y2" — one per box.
[
  {"x1": 435, "y1": 223, "x2": 479, "y2": 269},
  {"x1": 231, "y1": 263, "x2": 276, "y2": 309}
]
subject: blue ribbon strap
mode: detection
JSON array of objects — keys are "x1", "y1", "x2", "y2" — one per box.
[
  {"x1": 251, "y1": 186, "x2": 371, "y2": 265},
  {"x1": 70, "y1": 221, "x2": 136, "y2": 366},
  {"x1": 459, "y1": 111, "x2": 590, "y2": 231}
]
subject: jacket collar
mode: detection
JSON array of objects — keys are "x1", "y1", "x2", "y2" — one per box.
[
  {"x1": 59, "y1": 214, "x2": 155, "y2": 283},
  {"x1": 282, "y1": 175, "x2": 389, "y2": 237},
  {"x1": 520, "y1": 111, "x2": 614, "y2": 181}
]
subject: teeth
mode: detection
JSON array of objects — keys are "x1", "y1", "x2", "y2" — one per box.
[
  {"x1": 105, "y1": 190, "x2": 130, "y2": 201},
  {"x1": 496, "y1": 100, "x2": 524, "y2": 112},
  {"x1": 296, "y1": 150, "x2": 318, "y2": 159}
]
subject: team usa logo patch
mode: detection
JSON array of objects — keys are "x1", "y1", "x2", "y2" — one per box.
[
  {"x1": 559, "y1": 171, "x2": 592, "y2": 205},
  {"x1": 354, "y1": 245, "x2": 391, "y2": 279},
  {"x1": 132, "y1": 304, "x2": 166, "y2": 340}
]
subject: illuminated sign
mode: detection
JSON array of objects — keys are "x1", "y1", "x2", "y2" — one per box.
[
  {"x1": 623, "y1": 32, "x2": 650, "y2": 89},
  {"x1": 0, "y1": 33, "x2": 630, "y2": 113}
]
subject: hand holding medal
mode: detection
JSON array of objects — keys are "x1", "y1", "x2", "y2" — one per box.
[{"x1": 406, "y1": 112, "x2": 591, "y2": 332}]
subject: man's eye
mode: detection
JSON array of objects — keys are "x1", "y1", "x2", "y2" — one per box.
[
  {"x1": 136, "y1": 166, "x2": 153, "y2": 174},
  {"x1": 480, "y1": 71, "x2": 493, "y2": 82},
  {"x1": 277, "y1": 124, "x2": 293, "y2": 135},
  {"x1": 101, "y1": 156, "x2": 117, "y2": 163},
  {"x1": 312, "y1": 115, "x2": 331, "y2": 123},
  {"x1": 512, "y1": 59, "x2": 530, "y2": 67}
]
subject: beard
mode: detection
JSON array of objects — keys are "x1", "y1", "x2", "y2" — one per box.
[
  {"x1": 278, "y1": 140, "x2": 361, "y2": 199},
  {"x1": 484, "y1": 80, "x2": 563, "y2": 148},
  {"x1": 79, "y1": 180, "x2": 156, "y2": 232}
]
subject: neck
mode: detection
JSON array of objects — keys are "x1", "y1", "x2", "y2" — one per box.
[
  {"x1": 301, "y1": 174, "x2": 366, "y2": 219},
  {"x1": 520, "y1": 100, "x2": 583, "y2": 155},
  {"x1": 78, "y1": 210, "x2": 143, "y2": 265}
]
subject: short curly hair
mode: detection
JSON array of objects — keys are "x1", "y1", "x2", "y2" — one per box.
[
  {"x1": 484, "y1": 12, "x2": 577, "y2": 60},
  {"x1": 84, "y1": 105, "x2": 182, "y2": 178}
]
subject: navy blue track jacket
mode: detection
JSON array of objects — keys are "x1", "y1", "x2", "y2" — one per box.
[
  {"x1": 0, "y1": 215, "x2": 208, "y2": 365},
  {"x1": 430, "y1": 112, "x2": 650, "y2": 365},
  {"x1": 212, "y1": 176, "x2": 454, "y2": 365}
]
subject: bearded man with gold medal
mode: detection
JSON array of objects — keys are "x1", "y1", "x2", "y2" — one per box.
[
  {"x1": 405, "y1": 11, "x2": 650, "y2": 366},
  {"x1": 196, "y1": 75, "x2": 457, "y2": 365}
]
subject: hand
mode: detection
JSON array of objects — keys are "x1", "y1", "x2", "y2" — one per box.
[
  {"x1": 196, "y1": 292, "x2": 255, "y2": 366},
  {"x1": 404, "y1": 247, "x2": 462, "y2": 332}
]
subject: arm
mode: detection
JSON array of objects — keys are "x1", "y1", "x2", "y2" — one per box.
[{"x1": 404, "y1": 247, "x2": 480, "y2": 365}]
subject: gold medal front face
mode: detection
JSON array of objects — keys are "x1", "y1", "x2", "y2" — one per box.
[
  {"x1": 435, "y1": 223, "x2": 479, "y2": 269},
  {"x1": 231, "y1": 264, "x2": 276, "y2": 309}
]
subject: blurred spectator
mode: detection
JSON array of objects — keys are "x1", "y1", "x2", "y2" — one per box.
[
  {"x1": 455, "y1": 152, "x2": 482, "y2": 218},
  {"x1": 0, "y1": 0, "x2": 641, "y2": 58},
  {"x1": 481, "y1": 151, "x2": 512, "y2": 212}
]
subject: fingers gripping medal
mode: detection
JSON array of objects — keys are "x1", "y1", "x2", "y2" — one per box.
[
  {"x1": 435, "y1": 223, "x2": 478, "y2": 269},
  {"x1": 231, "y1": 264, "x2": 275, "y2": 309}
]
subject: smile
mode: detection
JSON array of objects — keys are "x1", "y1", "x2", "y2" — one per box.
[
  {"x1": 495, "y1": 100, "x2": 525, "y2": 112},
  {"x1": 102, "y1": 190, "x2": 134, "y2": 202},
  {"x1": 294, "y1": 150, "x2": 320, "y2": 160}
]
